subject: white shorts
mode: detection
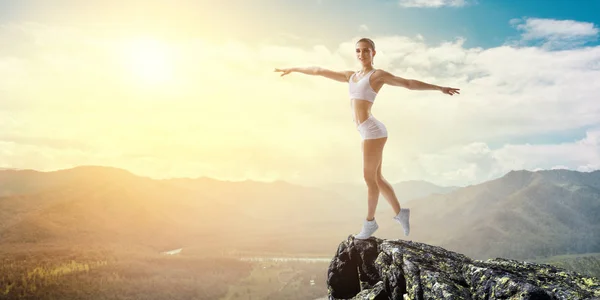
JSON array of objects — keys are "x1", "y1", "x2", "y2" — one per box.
[{"x1": 357, "y1": 115, "x2": 388, "y2": 140}]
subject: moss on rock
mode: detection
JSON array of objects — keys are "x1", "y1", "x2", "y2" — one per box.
[{"x1": 327, "y1": 235, "x2": 600, "y2": 300}]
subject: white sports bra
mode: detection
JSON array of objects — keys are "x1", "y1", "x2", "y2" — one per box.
[{"x1": 348, "y1": 69, "x2": 377, "y2": 102}]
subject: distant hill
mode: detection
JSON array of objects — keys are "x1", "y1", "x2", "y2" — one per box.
[
  {"x1": 395, "y1": 169, "x2": 600, "y2": 260},
  {"x1": 0, "y1": 166, "x2": 223, "y2": 249},
  {"x1": 1, "y1": 166, "x2": 598, "y2": 261},
  {"x1": 392, "y1": 180, "x2": 459, "y2": 199},
  {"x1": 0, "y1": 166, "x2": 139, "y2": 197},
  {"x1": 319, "y1": 179, "x2": 459, "y2": 212},
  {"x1": 0, "y1": 166, "x2": 362, "y2": 253}
]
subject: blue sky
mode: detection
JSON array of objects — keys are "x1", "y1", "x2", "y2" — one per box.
[
  {"x1": 364, "y1": 0, "x2": 600, "y2": 49},
  {"x1": 1, "y1": 0, "x2": 600, "y2": 186},
  {"x1": 206, "y1": 0, "x2": 600, "y2": 50},
  {"x1": 2, "y1": 0, "x2": 599, "y2": 50}
]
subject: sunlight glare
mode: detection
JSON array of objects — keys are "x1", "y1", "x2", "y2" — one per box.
[{"x1": 121, "y1": 37, "x2": 175, "y2": 85}]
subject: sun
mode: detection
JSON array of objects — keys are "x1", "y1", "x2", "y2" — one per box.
[{"x1": 121, "y1": 37, "x2": 175, "y2": 85}]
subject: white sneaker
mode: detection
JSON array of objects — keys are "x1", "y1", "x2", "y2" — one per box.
[
  {"x1": 394, "y1": 208, "x2": 410, "y2": 236},
  {"x1": 354, "y1": 219, "x2": 379, "y2": 240}
]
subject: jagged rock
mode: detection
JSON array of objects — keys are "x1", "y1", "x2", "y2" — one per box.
[{"x1": 327, "y1": 235, "x2": 600, "y2": 300}]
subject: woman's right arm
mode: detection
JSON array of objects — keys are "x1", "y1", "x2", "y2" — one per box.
[{"x1": 274, "y1": 67, "x2": 353, "y2": 83}]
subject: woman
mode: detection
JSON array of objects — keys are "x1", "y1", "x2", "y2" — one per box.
[{"x1": 274, "y1": 38, "x2": 460, "y2": 239}]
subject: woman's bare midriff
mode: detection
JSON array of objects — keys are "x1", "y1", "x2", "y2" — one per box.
[
  {"x1": 351, "y1": 99, "x2": 373, "y2": 126},
  {"x1": 349, "y1": 71, "x2": 383, "y2": 126}
]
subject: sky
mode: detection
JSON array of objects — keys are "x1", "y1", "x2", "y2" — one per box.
[{"x1": 1, "y1": 0, "x2": 600, "y2": 187}]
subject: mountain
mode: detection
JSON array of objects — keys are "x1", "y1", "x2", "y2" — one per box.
[
  {"x1": 319, "y1": 180, "x2": 460, "y2": 203},
  {"x1": 0, "y1": 166, "x2": 364, "y2": 253},
  {"x1": 392, "y1": 180, "x2": 459, "y2": 200},
  {"x1": 319, "y1": 180, "x2": 458, "y2": 210},
  {"x1": 381, "y1": 169, "x2": 600, "y2": 260},
  {"x1": 0, "y1": 166, "x2": 227, "y2": 249},
  {"x1": 327, "y1": 236, "x2": 599, "y2": 299},
  {"x1": 1, "y1": 166, "x2": 599, "y2": 261},
  {"x1": 0, "y1": 166, "x2": 455, "y2": 252},
  {"x1": 0, "y1": 165, "x2": 139, "y2": 197}
]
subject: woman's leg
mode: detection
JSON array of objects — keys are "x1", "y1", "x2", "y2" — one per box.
[
  {"x1": 362, "y1": 137, "x2": 387, "y2": 221},
  {"x1": 376, "y1": 160, "x2": 402, "y2": 215},
  {"x1": 354, "y1": 137, "x2": 387, "y2": 240},
  {"x1": 364, "y1": 137, "x2": 410, "y2": 236},
  {"x1": 374, "y1": 157, "x2": 411, "y2": 236}
]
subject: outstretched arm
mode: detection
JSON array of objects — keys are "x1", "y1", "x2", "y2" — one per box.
[
  {"x1": 274, "y1": 67, "x2": 353, "y2": 83},
  {"x1": 380, "y1": 70, "x2": 460, "y2": 96}
]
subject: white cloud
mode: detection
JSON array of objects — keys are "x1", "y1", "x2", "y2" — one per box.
[
  {"x1": 408, "y1": 127, "x2": 600, "y2": 186},
  {"x1": 2, "y1": 21, "x2": 600, "y2": 187},
  {"x1": 510, "y1": 17, "x2": 599, "y2": 49},
  {"x1": 359, "y1": 24, "x2": 369, "y2": 32},
  {"x1": 398, "y1": 0, "x2": 471, "y2": 8}
]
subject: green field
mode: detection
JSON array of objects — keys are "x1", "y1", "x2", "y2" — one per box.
[
  {"x1": 0, "y1": 245, "x2": 331, "y2": 300},
  {"x1": 219, "y1": 259, "x2": 329, "y2": 300},
  {"x1": 0, "y1": 246, "x2": 252, "y2": 300}
]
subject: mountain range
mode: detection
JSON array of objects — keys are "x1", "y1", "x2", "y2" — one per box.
[{"x1": 0, "y1": 166, "x2": 598, "y2": 260}]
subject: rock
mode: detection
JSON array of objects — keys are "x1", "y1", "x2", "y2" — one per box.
[{"x1": 327, "y1": 235, "x2": 600, "y2": 300}]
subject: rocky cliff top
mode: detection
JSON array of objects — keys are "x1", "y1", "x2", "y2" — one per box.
[{"x1": 327, "y1": 236, "x2": 600, "y2": 300}]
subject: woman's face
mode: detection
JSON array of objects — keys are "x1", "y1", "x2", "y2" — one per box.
[{"x1": 355, "y1": 41, "x2": 375, "y2": 65}]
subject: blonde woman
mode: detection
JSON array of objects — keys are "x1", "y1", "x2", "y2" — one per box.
[{"x1": 275, "y1": 38, "x2": 460, "y2": 239}]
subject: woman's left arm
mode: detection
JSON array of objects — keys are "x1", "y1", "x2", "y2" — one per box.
[{"x1": 380, "y1": 70, "x2": 460, "y2": 96}]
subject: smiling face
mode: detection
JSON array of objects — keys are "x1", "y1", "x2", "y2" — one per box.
[{"x1": 355, "y1": 40, "x2": 376, "y2": 67}]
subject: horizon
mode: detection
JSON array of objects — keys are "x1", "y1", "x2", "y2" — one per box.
[
  {"x1": 1, "y1": 0, "x2": 600, "y2": 187},
  {"x1": 2, "y1": 164, "x2": 598, "y2": 189}
]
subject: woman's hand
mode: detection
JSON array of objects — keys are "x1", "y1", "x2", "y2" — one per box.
[
  {"x1": 441, "y1": 87, "x2": 460, "y2": 96},
  {"x1": 274, "y1": 68, "x2": 292, "y2": 77}
]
